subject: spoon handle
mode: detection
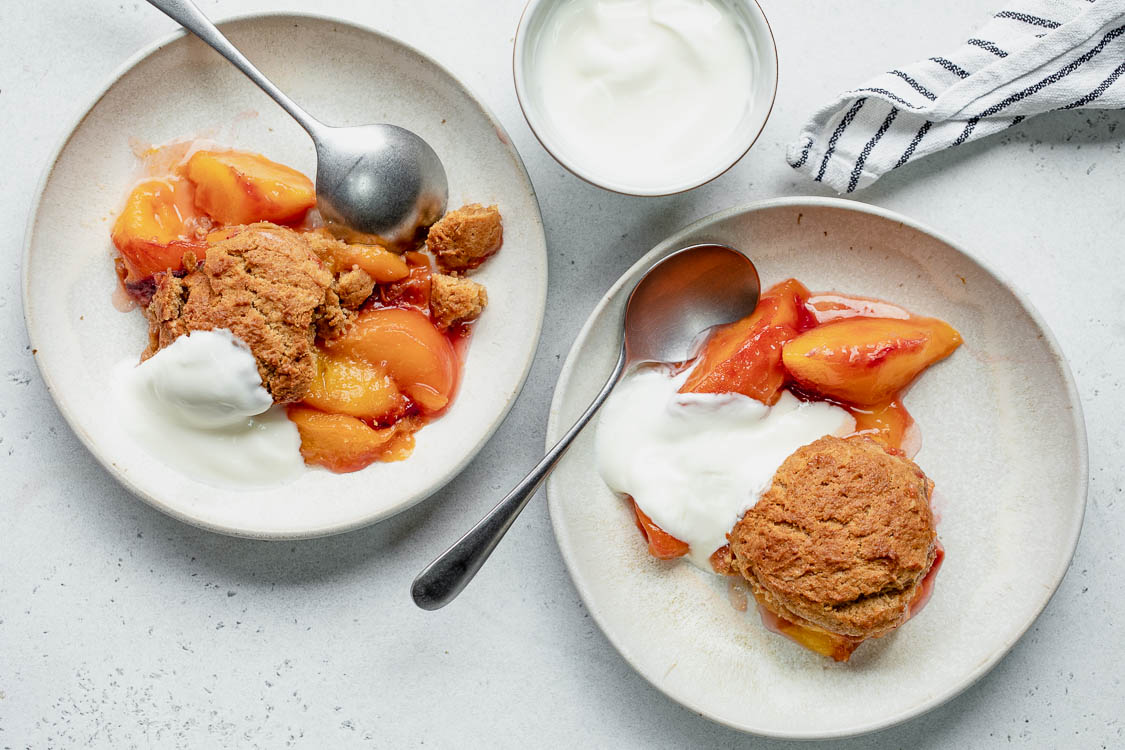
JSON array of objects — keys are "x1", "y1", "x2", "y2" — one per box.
[
  {"x1": 411, "y1": 346, "x2": 628, "y2": 610},
  {"x1": 145, "y1": 0, "x2": 324, "y2": 136}
]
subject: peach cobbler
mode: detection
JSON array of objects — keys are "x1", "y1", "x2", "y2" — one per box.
[
  {"x1": 597, "y1": 277, "x2": 960, "y2": 661},
  {"x1": 112, "y1": 142, "x2": 502, "y2": 475}
]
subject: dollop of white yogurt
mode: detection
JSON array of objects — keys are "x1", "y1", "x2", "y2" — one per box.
[
  {"x1": 530, "y1": 0, "x2": 756, "y2": 191},
  {"x1": 113, "y1": 329, "x2": 304, "y2": 488},
  {"x1": 596, "y1": 366, "x2": 855, "y2": 569}
]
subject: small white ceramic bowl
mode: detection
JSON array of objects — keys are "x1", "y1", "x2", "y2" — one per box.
[{"x1": 513, "y1": 0, "x2": 778, "y2": 196}]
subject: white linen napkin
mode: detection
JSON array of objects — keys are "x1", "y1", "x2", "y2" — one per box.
[{"x1": 788, "y1": 0, "x2": 1125, "y2": 193}]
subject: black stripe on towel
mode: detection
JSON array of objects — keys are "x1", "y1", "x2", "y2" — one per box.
[
  {"x1": 847, "y1": 108, "x2": 899, "y2": 192},
  {"x1": 789, "y1": 137, "x2": 814, "y2": 168},
  {"x1": 1062, "y1": 59, "x2": 1125, "y2": 108},
  {"x1": 889, "y1": 70, "x2": 937, "y2": 100},
  {"x1": 949, "y1": 25, "x2": 1125, "y2": 151},
  {"x1": 815, "y1": 98, "x2": 867, "y2": 182},
  {"x1": 893, "y1": 121, "x2": 933, "y2": 169},
  {"x1": 931, "y1": 57, "x2": 971, "y2": 79},
  {"x1": 851, "y1": 87, "x2": 922, "y2": 109},
  {"x1": 952, "y1": 118, "x2": 980, "y2": 146},
  {"x1": 973, "y1": 23, "x2": 1125, "y2": 118},
  {"x1": 995, "y1": 11, "x2": 1061, "y2": 29},
  {"x1": 967, "y1": 38, "x2": 1009, "y2": 57}
]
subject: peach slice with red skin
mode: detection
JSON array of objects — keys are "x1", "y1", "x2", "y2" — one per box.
[
  {"x1": 111, "y1": 178, "x2": 207, "y2": 282},
  {"x1": 186, "y1": 150, "x2": 315, "y2": 226},
  {"x1": 781, "y1": 316, "x2": 962, "y2": 406},
  {"x1": 630, "y1": 499, "x2": 689, "y2": 560},
  {"x1": 804, "y1": 292, "x2": 912, "y2": 326},
  {"x1": 680, "y1": 279, "x2": 811, "y2": 404},
  {"x1": 287, "y1": 407, "x2": 398, "y2": 473},
  {"x1": 326, "y1": 307, "x2": 457, "y2": 414},
  {"x1": 301, "y1": 353, "x2": 409, "y2": 425}
]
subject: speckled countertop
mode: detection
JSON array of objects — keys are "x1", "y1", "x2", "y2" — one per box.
[{"x1": 1, "y1": 1, "x2": 1122, "y2": 747}]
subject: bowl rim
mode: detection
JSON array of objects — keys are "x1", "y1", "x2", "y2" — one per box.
[
  {"x1": 512, "y1": 0, "x2": 780, "y2": 197},
  {"x1": 22, "y1": 10, "x2": 548, "y2": 540},
  {"x1": 545, "y1": 196, "x2": 1090, "y2": 739}
]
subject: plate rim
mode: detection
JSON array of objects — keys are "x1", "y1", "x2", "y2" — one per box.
[
  {"x1": 544, "y1": 196, "x2": 1089, "y2": 739},
  {"x1": 22, "y1": 11, "x2": 548, "y2": 539}
]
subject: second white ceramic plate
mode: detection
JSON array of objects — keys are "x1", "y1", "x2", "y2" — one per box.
[
  {"x1": 545, "y1": 198, "x2": 1086, "y2": 738},
  {"x1": 23, "y1": 14, "x2": 547, "y2": 537}
]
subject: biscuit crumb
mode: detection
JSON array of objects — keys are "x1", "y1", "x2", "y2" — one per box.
[
  {"x1": 430, "y1": 273, "x2": 488, "y2": 330},
  {"x1": 334, "y1": 267, "x2": 375, "y2": 309},
  {"x1": 427, "y1": 203, "x2": 502, "y2": 272}
]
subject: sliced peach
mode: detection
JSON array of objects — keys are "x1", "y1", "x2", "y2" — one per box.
[
  {"x1": 805, "y1": 292, "x2": 912, "y2": 326},
  {"x1": 326, "y1": 307, "x2": 457, "y2": 413},
  {"x1": 287, "y1": 406, "x2": 396, "y2": 473},
  {"x1": 631, "y1": 499, "x2": 689, "y2": 560},
  {"x1": 186, "y1": 150, "x2": 314, "y2": 225},
  {"x1": 848, "y1": 399, "x2": 915, "y2": 453},
  {"x1": 681, "y1": 279, "x2": 811, "y2": 404},
  {"x1": 756, "y1": 604, "x2": 863, "y2": 662},
  {"x1": 111, "y1": 178, "x2": 206, "y2": 282},
  {"x1": 316, "y1": 241, "x2": 410, "y2": 283},
  {"x1": 404, "y1": 250, "x2": 430, "y2": 267},
  {"x1": 709, "y1": 544, "x2": 736, "y2": 576},
  {"x1": 319, "y1": 223, "x2": 414, "y2": 255},
  {"x1": 782, "y1": 316, "x2": 962, "y2": 406},
  {"x1": 301, "y1": 353, "x2": 408, "y2": 424}
]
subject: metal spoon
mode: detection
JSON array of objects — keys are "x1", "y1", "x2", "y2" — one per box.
[
  {"x1": 412, "y1": 244, "x2": 761, "y2": 610},
  {"x1": 146, "y1": 0, "x2": 448, "y2": 246}
]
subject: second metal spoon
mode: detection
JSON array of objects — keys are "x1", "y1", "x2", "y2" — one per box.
[{"x1": 411, "y1": 243, "x2": 761, "y2": 610}]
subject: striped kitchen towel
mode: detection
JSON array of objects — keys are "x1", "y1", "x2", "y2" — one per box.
[{"x1": 788, "y1": 0, "x2": 1125, "y2": 193}]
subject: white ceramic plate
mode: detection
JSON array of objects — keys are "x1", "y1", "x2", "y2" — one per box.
[
  {"x1": 545, "y1": 198, "x2": 1087, "y2": 739},
  {"x1": 23, "y1": 13, "x2": 547, "y2": 538}
]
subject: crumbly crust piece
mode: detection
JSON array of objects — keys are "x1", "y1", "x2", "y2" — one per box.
[
  {"x1": 298, "y1": 231, "x2": 377, "y2": 312},
  {"x1": 426, "y1": 203, "x2": 503, "y2": 272},
  {"x1": 429, "y1": 273, "x2": 488, "y2": 330},
  {"x1": 334, "y1": 267, "x2": 376, "y2": 310},
  {"x1": 729, "y1": 435, "x2": 937, "y2": 638},
  {"x1": 143, "y1": 223, "x2": 351, "y2": 403}
]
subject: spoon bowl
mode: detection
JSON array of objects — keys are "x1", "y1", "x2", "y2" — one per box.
[
  {"x1": 314, "y1": 124, "x2": 448, "y2": 247},
  {"x1": 147, "y1": 0, "x2": 447, "y2": 241},
  {"x1": 625, "y1": 244, "x2": 761, "y2": 366},
  {"x1": 411, "y1": 243, "x2": 760, "y2": 610}
]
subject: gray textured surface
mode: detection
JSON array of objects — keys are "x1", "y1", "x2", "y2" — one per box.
[{"x1": 1, "y1": 0, "x2": 1122, "y2": 747}]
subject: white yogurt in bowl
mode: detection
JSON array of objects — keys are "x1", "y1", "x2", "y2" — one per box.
[{"x1": 515, "y1": 0, "x2": 777, "y2": 195}]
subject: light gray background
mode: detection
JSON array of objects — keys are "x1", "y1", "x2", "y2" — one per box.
[{"x1": 1, "y1": 1, "x2": 1121, "y2": 747}]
